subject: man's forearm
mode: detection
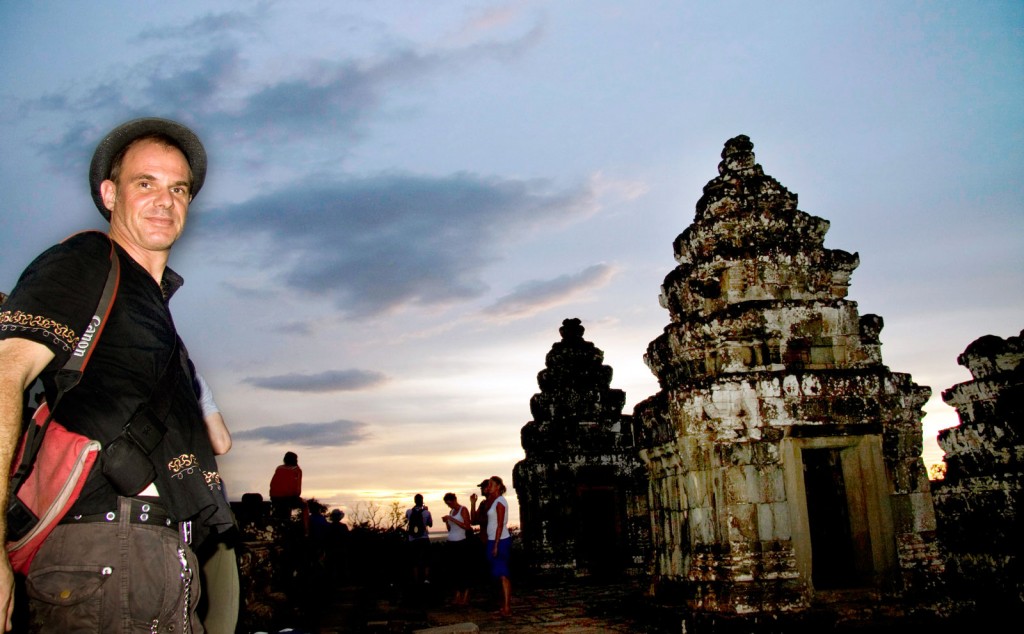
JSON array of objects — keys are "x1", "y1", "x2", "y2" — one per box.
[
  {"x1": 204, "y1": 412, "x2": 231, "y2": 455},
  {"x1": 0, "y1": 338, "x2": 55, "y2": 540},
  {"x1": 0, "y1": 377, "x2": 27, "y2": 541}
]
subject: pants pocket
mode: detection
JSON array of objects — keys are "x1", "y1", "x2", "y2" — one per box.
[{"x1": 26, "y1": 564, "x2": 113, "y2": 631}]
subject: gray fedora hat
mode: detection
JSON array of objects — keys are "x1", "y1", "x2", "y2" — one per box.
[{"x1": 89, "y1": 117, "x2": 207, "y2": 220}]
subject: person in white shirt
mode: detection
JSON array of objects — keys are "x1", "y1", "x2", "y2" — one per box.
[
  {"x1": 483, "y1": 476, "x2": 512, "y2": 617},
  {"x1": 442, "y1": 492, "x2": 473, "y2": 605}
]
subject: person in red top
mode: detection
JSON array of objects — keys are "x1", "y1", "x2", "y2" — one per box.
[{"x1": 270, "y1": 451, "x2": 303, "y2": 518}]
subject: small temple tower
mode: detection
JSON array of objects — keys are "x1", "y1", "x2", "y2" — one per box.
[
  {"x1": 633, "y1": 136, "x2": 943, "y2": 620},
  {"x1": 513, "y1": 318, "x2": 649, "y2": 578},
  {"x1": 933, "y1": 330, "x2": 1024, "y2": 612}
]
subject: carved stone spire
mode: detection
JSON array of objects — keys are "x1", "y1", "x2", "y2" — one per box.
[
  {"x1": 513, "y1": 318, "x2": 647, "y2": 577},
  {"x1": 649, "y1": 135, "x2": 868, "y2": 389},
  {"x1": 634, "y1": 136, "x2": 939, "y2": 620}
]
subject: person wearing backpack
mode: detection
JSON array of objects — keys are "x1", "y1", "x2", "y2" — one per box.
[{"x1": 405, "y1": 493, "x2": 433, "y2": 585}]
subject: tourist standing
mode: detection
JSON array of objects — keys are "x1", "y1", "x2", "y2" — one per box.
[
  {"x1": 470, "y1": 479, "x2": 491, "y2": 544},
  {"x1": 442, "y1": 492, "x2": 473, "y2": 605},
  {"x1": 484, "y1": 476, "x2": 513, "y2": 617},
  {"x1": 469, "y1": 479, "x2": 492, "y2": 591},
  {"x1": 325, "y1": 509, "x2": 350, "y2": 584},
  {"x1": 406, "y1": 493, "x2": 433, "y2": 585}
]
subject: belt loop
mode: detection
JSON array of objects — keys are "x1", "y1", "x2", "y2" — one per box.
[
  {"x1": 180, "y1": 520, "x2": 192, "y2": 546},
  {"x1": 117, "y1": 496, "x2": 132, "y2": 532}
]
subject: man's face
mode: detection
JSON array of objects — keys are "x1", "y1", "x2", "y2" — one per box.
[{"x1": 101, "y1": 139, "x2": 192, "y2": 255}]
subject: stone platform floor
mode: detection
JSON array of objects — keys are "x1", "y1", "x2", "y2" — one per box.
[
  {"x1": 253, "y1": 576, "x2": 669, "y2": 633},
  {"x1": 246, "y1": 576, "x2": 1002, "y2": 634}
]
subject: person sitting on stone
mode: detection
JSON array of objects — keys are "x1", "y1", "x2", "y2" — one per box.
[{"x1": 270, "y1": 451, "x2": 304, "y2": 520}]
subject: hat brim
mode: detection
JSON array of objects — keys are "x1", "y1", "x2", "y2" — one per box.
[{"x1": 89, "y1": 117, "x2": 207, "y2": 220}]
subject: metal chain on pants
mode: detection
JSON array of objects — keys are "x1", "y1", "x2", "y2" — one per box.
[{"x1": 178, "y1": 546, "x2": 194, "y2": 634}]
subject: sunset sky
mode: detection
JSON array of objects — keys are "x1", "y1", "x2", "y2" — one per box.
[{"x1": 1, "y1": 1, "x2": 1021, "y2": 528}]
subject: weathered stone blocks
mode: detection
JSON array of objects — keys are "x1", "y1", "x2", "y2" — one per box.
[
  {"x1": 933, "y1": 329, "x2": 1023, "y2": 609},
  {"x1": 514, "y1": 319, "x2": 649, "y2": 577},
  {"x1": 636, "y1": 135, "x2": 940, "y2": 619}
]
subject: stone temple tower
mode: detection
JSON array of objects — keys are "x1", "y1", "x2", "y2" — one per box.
[
  {"x1": 633, "y1": 136, "x2": 943, "y2": 619},
  {"x1": 513, "y1": 318, "x2": 649, "y2": 578},
  {"x1": 933, "y1": 330, "x2": 1024, "y2": 611}
]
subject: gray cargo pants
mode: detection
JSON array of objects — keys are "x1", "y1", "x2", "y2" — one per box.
[{"x1": 25, "y1": 496, "x2": 202, "y2": 633}]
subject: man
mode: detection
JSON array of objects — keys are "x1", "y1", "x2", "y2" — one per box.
[
  {"x1": 0, "y1": 118, "x2": 234, "y2": 632},
  {"x1": 470, "y1": 479, "x2": 491, "y2": 544},
  {"x1": 405, "y1": 493, "x2": 433, "y2": 585},
  {"x1": 468, "y1": 480, "x2": 493, "y2": 593}
]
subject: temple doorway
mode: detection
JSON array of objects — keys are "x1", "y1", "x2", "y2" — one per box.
[
  {"x1": 785, "y1": 434, "x2": 898, "y2": 593},
  {"x1": 803, "y1": 447, "x2": 860, "y2": 588},
  {"x1": 576, "y1": 485, "x2": 625, "y2": 578}
]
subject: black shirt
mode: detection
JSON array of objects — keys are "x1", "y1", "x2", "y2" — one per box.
[{"x1": 1, "y1": 231, "x2": 233, "y2": 539}]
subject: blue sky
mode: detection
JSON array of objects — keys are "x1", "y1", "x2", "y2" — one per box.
[{"x1": 1, "y1": 1, "x2": 1021, "y2": 527}]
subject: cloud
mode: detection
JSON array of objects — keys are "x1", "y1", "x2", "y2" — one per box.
[
  {"x1": 201, "y1": 172, "x2": 598, "y2": 318},
  {"x1": 465, "y1": 6, "x2": 527, "y2": 35},
  {"x1": 143, "y1": 48, "x2": 243, "y2": 115},
  {"x1": 38, "y1": 120, "x2": 101, "y2": 174},
  {"x1": 201, "y1": 58, "x2": 383, "y2": 149},
  {"x1": 25, "y1": 7, "x2": 542, "y2": 180},
  {"x1": 194, "y1": 26, "x2": 542, "y2": 148},
  {"x1": 482, "y1": 263, "x2": 618, "y2": 320},
  {"x1": 32, "y1": 47, "x2": 242, "y2": 175},
  {"x1": 232, "y1": 420, "x2": 371, "y2": 448},
  {"x1": 133, "y1": 8, "x2": 265, "y2": 41},
  {"x1": 10, "y1": 9, "x2": 591, "y2": 324},
  {"x1": 244, "y1": 369, "x2": 388, "y2": 392}
]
